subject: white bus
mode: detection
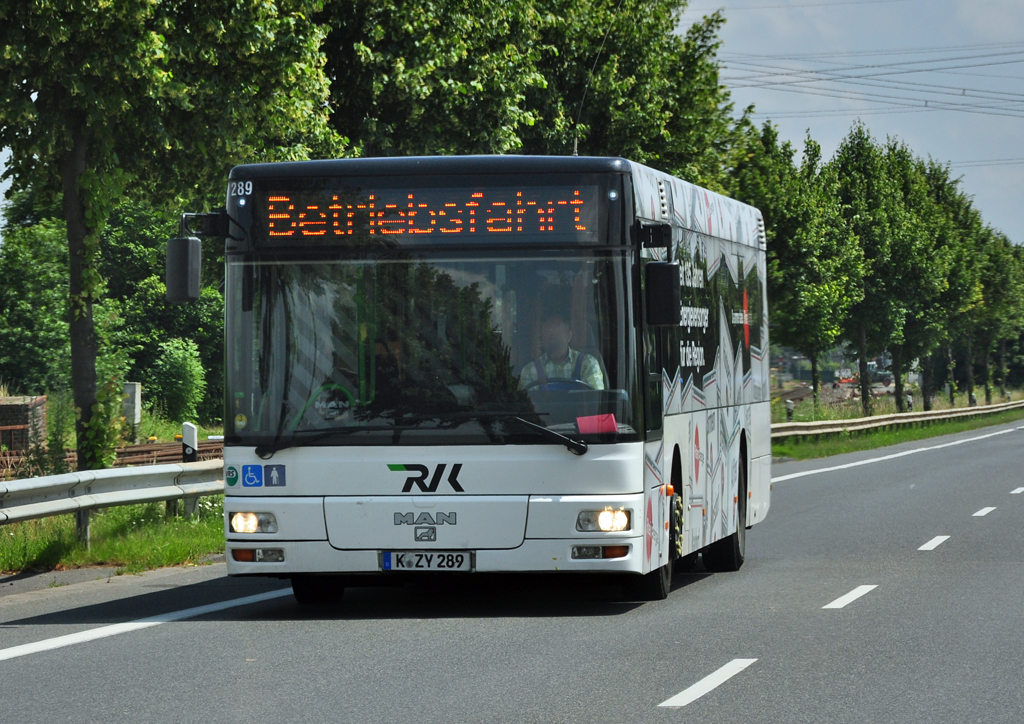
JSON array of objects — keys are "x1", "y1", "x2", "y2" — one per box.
[{"x1": 180, "y1": 156, "x2": 771, "y2": 603}]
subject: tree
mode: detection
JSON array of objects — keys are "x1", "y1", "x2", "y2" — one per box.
[
  {"x1": 0, "y1": 218, "x2": 70, "y2": 393},
  {"x1": 148, "y1": 338, "x2": 207, "y2": 422},
  {"x1": 921, "y1": 162, "x2": 984, "y2": 407},
  {"x1": 1, "y1": 0, "x2": 339, "y2": 469},
  {"x1": 98, "y1": 199, "x2": 224, "y2": 422},
  {"x1": 971, "y1": 230, "x2": 1024, "y2": 404},
  {"x1": 731, "y1": 123, "x2": 863, "y2": 404},
  {"x1": 520, "y1": 1, "x2": 741, "y2": 189},
  {"x1": 880, "y1": 141, "x2": 951, "y2": 413},
  {"x1": 833, "y1": 124, "x2": 902, "y2": 416},
  {"x1": 319, "y1": 0, "x2": 546, "y2": 155},
  {"x1": 319, "y1": 0, "x2": 744, "y2": 189}
]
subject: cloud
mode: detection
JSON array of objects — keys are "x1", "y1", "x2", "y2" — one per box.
[{"x1": 955, "y1": 0, "x2": 1024, "y2": 41}]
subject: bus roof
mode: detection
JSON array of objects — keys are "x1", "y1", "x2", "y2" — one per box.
[
  {"x1": 230, "y1": 155, "x2": 764, "y2": 248},
  {"x1": 626, "y1": 161, "x2": 764, "y2": 250},
  {"x1": 229, "y1": 155, "x2": 631, "y2": 178}
]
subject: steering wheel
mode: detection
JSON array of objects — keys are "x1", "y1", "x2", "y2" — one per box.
[{"x1": 522, "y1": 377, "x2": 595, "y2": 392}]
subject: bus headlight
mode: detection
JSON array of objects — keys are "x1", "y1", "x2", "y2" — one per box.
[
  {"x1": 230, "y1": 512, "x2": 278, "y2": 534},
  {"x1": 576, "y1": 509, "x2": 630, "y2": 532}
]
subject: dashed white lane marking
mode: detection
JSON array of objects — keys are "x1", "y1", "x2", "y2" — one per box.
[
  {"x1": 918, "y1": 535, "x2": 951, "y2": 551},
  {"x1": 0, "y1": 588, "x2": 292, "y2": 663},
  {"x1": 771, "y1": 427, "x2": 1020, "y2": 483},
  {"x1": 1011, "y1": 488, "x2": 1024, "y2": 494},
  {"x1": 973, "y1": 507, "x2": 996, "y2": 517},
  {"x1": 822, "y1": 585, "x2": 878, "y2": 609},
  {"x1": 658, "y1": 659, "x2": 758, "y2": 708}
]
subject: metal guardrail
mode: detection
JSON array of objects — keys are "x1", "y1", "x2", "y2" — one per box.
[
  {"x1": 771, "y1": 399, "x2": 1024, "y2": 439},
  {"x1": 0, "y1": 459, "x2": 223, "y2": 543}
]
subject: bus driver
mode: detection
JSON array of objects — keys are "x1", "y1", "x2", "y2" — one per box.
[{"x1": 518, "y1": 314, "x2": 605, "y2": 390}]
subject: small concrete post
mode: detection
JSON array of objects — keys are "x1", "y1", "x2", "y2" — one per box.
[
  {"x1": 182, "y1": 422, "x2": 199, "y2": 463},
  {"x1": 123, "y1": 383, "x2": 142, "y2": 443},
  {"x1": 785, "y1": 399, "x2": 795, "y2": 422},
  {"x1": 181, "y1": 422, "x2": 200, "y2": 518}
]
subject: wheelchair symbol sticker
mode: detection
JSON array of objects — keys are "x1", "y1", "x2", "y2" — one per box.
[{"x1": 242, "y1": 465, "x2": 263, "y2": 487}]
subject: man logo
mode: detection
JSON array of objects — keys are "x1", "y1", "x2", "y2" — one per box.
[
  {"x1": 394, "y1": 512, "x2": 457, "y2": 526},
  {"x1": 388, "y1": 464, "x2": 464, "y2": 493},
  {"x1": 414, "y1": 527, "x2": 437, "y2": 542}
]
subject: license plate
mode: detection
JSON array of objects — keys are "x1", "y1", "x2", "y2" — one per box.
[{"x1": 381, "y1": 551, "x2": 472, "y2": 571}]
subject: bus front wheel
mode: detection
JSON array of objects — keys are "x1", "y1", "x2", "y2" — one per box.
[
  {"x1": 624, "y1": 558, "x2": 672, "y2": 601},
  {"x1": 291, "y1": 575, "x2": 345, "y2": 606}
]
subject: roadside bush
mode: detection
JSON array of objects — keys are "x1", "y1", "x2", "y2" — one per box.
[{"x1": 147, "y1": 338, "x2": 206, "y2": 423}]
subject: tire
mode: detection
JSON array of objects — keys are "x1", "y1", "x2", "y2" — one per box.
[
  {"x1": 291, "y1": 575, "x2": 345, "y2": 605},
  {"x1": 701, "y1": 457, "x2": 747, "y2": 573},
  {"x1": 675, "y1": 551, "x2": 699, "y2": 574},
  {"x1": 624, "y1": 557, "x2": 673, "y2": 601}
]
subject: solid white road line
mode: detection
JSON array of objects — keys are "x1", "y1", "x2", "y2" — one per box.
[
  {"x1": 918, "y1": 535, "x2": 951, "y2": 551},
  {"x1": 658, "y1": 659, "x2": 758, "y2": 708},
  {"x1": 973, "y1": 507, "x2": 996, "y2": 517},
  {"x1": 771, "y1": 427, "x2": 1020, "y2": 483},
  {"x1": 1011, "y1": 487, "x2": 1024, "y2": 494},
  {"x1": 822, "y1": 585, "x2": 878, "y2": 609},
  {"x1": 0, "y1": 588, "x2": 292, "y2": 663}
]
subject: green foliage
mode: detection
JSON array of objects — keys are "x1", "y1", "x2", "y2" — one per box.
[
  {"x1": 0, "y1": 219, "x2": 71, "y2": 393},
  {"x1": 148, "y1": 338, "x2": 207, "y2": 423},
  {"x1": 0, "y1": 497, "x2": 225, "y2": 574},
  {"x1": 321, "y1": 0, "x2": 546, "y2": 155},
  {"x1": 320, "y1": 0, "x2": 742, "y2": 188},
  {"x1": 773, "y1": 406, "x2": 1024, "y2": 461},
  {"x1": 100, "y1": 200, "x2": 224, "y2": 423},
  {"x1": 521, "y1": 1, "x2": 741, "y2": 189},
  {"x1": 731, "y1": 124, "x2": 863, "y2": 401},
  {"x1": 136, "y1": 403, "x2": 223, "y2": 443},
  {"x1": 0, "y1": 0, "x2": 341, "y2": 468}
]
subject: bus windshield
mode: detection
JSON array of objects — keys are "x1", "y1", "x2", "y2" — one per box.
[{"x1": 225, "y1": 250, "x2": 640, "y2": 447}]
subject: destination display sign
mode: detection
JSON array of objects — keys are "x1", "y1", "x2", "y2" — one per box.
[{"x1": 258, "y1": 185, "x2": 601, "y2": 244}]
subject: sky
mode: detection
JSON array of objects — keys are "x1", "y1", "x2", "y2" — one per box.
[
  {"x1": 688, "y1": 0, "x2": 1024, "y2": 243},
  {"x1": 3, "y1": 0, "x2": 1022, "y2": 243}
]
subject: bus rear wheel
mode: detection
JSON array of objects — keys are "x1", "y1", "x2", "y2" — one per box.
[{"x1": 291, "y1": 575, "x2": 345, "y2": 605}]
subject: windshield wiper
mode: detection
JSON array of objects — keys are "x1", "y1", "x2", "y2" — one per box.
[
  {"x1": 396, "y1": 411, "x2": 587, "y2": 455},
  {"x1": 380, "y1": 411, "x2": 589, "y2": 456},
  {"x1": 254, "y1": 411, "x2": 588, "y2": 458},
  {"x1": 511, "y1": 416, "x2": 588, "y2": 456}
]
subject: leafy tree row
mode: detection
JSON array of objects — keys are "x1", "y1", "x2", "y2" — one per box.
[
  {"x1": 2, "y1": 0, "x2": 1020, "y2": 473},
  {"x1": 732, "y1": 122, "x2": 1024, "y2": 414},
  {"x1": 2, "y1": 0, "x2": 738, "y2": 467}
]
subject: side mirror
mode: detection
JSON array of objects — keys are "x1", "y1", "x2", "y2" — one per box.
[
  {"x1": 166, "y1": 236, "x2": 202, "y2": 303},
  {"x1": 637, "y1": 223, "x2": 673, "y2": 248},
  {"x1": 645, "y1": 262, "x2": 681, "y2": 326}
]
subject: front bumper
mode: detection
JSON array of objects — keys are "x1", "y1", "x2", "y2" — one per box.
[{"x1": 226, "y1": 537, "x2": 645, "y2": 576}]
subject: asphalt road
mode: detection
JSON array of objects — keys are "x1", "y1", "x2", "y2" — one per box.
[{"x1": 1, "y1": 421, "x2": 1023, "y2": 724}]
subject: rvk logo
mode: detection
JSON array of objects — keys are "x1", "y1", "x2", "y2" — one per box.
[{"x1": 388, "y1": 464, "x2": 464, "y2": 493}]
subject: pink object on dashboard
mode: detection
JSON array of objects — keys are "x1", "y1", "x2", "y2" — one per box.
[{"x1": 576, "y1": 413, "x2": 618, "y2": 434}]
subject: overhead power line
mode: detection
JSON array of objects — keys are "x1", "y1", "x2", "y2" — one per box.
[
  {"x1": 722, "y1": 40, "x2": 1024, "y2": 62},
  {"x1": 949, "y1": 158, "x2": 1024, "y2": 169}
]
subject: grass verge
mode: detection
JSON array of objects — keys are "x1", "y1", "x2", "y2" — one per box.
[
  {"x1": 772, "y1": 406, "x2": 1024, "y2": 461},
  {"x1": 0, "y1": 496, "x2": 224, "y2": 575}
]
